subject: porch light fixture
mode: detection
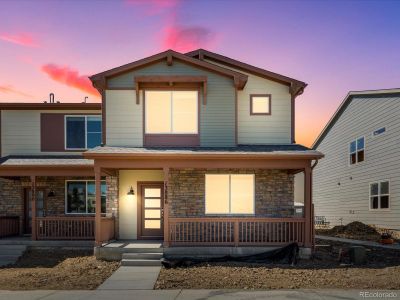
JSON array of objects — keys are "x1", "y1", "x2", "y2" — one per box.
[
  {"x1": 127, "y1": 186, "x2": 135, "y2": 195},
  {"x1": 47, "y1": 190, "x2": 55, "y2": 197}
]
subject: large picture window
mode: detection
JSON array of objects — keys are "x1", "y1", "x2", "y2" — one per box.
[
  {"x1": 370, "y1": 181, "x2": 390, "y2": 210},
  {"x1": 205, "y1": 174, "x2": 254, "y2": 214},
  {"x1": 66, "y1": 180, "x2": 106, "y2": 214},
  {"x1": 65, "y1": 115, "x2": 102, "y2": 150},
  {"x1": 145, "y1": 91, "x2": 198, "y2": 134}
]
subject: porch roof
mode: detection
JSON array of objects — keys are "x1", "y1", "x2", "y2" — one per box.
[
  {"x1": 0, "y1": 155, "x2": 94, "y2": 167},
  {"x1": 83, "y1": 145, "x2": 324, "y2": 159}
]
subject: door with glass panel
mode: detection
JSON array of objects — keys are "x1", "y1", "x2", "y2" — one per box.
[
  {"x1": 139, "y1": 183, "x2": 164, "y2": 239},
  {"x1": 24, "y1": 189, "x2": 45, "y2": 234}
]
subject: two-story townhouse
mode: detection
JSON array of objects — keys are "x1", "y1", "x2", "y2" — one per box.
[
  {"x1": 313, "y1": 89, "x2": 400, "y2": 231},
  {"x1": 0, "y1": 49, "x2": 323, "y2": 256}
]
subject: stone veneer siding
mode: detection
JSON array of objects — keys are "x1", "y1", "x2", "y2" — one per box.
[
  {"x1": 168, "y1": 169, "x2": 294, "y2": 218},
  {"x1": 0, "y1": 176, "x2": 118, "y2": 235}
]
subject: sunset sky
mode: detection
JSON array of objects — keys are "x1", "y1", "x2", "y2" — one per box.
[{"x1": 1, "y1": 0, "x2": 399, "y2": 146}]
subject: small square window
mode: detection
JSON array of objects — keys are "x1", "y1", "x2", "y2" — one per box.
[{"x1": 250, "y1": 95, "x2": 271, "y2": 115}]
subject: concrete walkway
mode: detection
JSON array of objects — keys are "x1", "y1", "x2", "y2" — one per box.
[
  {"x1": 2, "y1": 289, "x2": 398, "y2": 300},
  {"x1": 316, "y1": 235, "x2": 400, "y2": 250},
  {"x1": 97, "y1": 266, "x2": 161, "y2": 290}
]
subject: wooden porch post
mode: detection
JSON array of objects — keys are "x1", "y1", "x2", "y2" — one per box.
[
  {"x1": 163, "y1": 167, "x2": 170, "y2": 247},
  {"x1": 95, "y1": 167, "x2": 102, "y2": 246},
  {"x1": 31, "y1": 176, "x2": 37, "y2": 241},
  {"x1": 304, "y1": 164, "x2": 313, "y2": 248}
]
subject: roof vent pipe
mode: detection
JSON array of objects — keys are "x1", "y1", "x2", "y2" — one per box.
[{"x1": 49, "y1": 93, "x2": 55, "y2": 103}]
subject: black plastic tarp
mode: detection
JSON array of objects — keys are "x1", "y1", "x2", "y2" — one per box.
[{"x1": 161, "y1": 242, "x2": 299, "y2": 268}]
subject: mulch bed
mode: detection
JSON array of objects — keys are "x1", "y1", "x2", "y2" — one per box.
[
  {"x1": 155, "y1": 239, "x2": 400, "y2": 290},
  {"x1": 0, "y1": 248, "x2": 119, "y2": 290}
]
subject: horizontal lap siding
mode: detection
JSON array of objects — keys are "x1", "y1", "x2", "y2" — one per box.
[
  {"x1": 106, "y1": 90, "x2": 142, "y2": 147},
  {"x1": 106, "y1": 60, "x2": 236, "y2": 147},
  {"x1": 204, "y1": 59, "x2": 292, "y2": 144},
  {"x1": 314, "y1": 96, "x2": 400, "y2": 229},
  {"x1": 1, "y1": 110, "x2": 100, "y2": 156}
]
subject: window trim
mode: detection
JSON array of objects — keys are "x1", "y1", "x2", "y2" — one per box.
[
  {"x1": 64, "y1": 115, "x2": 102, "y2": 150},
  {"x1": 250, "y1": 94, "x2": 272, "y2": 116},
  {"x1": 65, "y1": 180, "x2": 106, "y2": 215},
  {"x1": 205, "y1": 174, "x2": 255, "y2": 215},
  {"x1": 144, "y1": 90, "x2": 199, "y2": 135},
  {"x1": 369, "y1": 180, "x2": 390, "y2": 211},
  {"x1": 349, "y1": 136, "x2": 365, "y2": 166}
]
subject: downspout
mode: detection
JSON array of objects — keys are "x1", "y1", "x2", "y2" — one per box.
[{"x1": 311, "y1": 159, "x2": 318, "y2": 170}]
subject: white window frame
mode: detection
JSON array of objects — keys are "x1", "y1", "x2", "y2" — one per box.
[
  {"x1": 144, "y1": 90, "x2": 198, "y2": 134},
  {"x1": 65, "y1": 180, "x2": 106, "y2": 215},
  {"x1": 64, "y1": 115, "x2": 102, "y2": 150},
  {"x1": 205, "y1": 174, "x2": 255, "y2": 215},
  {"x1": 349, "y1": 136, "x2": 365, "y2": 165},
  {"x1": 369, "y1": 180, "x2": 390, "y2": 211}
]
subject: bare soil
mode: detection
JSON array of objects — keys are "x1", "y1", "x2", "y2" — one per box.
[
  {"x1": 316, "y1": 221, "x2": 383, "y2": 242},
  {"x1": 155, "y1": 239, "x2": 400, "y2": 290},
  {"x1": 0, "y1": 249, "x2": 119, "y2": 290}
]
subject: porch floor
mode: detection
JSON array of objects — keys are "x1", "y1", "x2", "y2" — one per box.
[
  {"x1": 0, "y1": 236, "x2": 94, "y2": 248},
  {"x1": 102, "y1": 240, "x2": 163, "y2": 249}
]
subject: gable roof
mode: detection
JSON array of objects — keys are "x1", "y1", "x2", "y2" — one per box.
[
  {"x1": 185, "y1": 48, "x2": 307, "y2": 97},
  {"x1": 90, "y1": 49, "x2": 248, "y2": 91},
  {"x1": 312, "y1": 88, "x2": 400, "y2": 149}
]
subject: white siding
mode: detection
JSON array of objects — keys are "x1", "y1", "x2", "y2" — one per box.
[
  {"x1": 204, "y1": 59, "x2": 292, "y2": 144},
  {"x1": 313, "y1": 96, "x2": 400, "y2": 230},
  {"x1": 106, "y1": 90, "x2": 143, "y2": 147},
  {"x1": 1, "y1": 109, "x2": 100, "y2": 156}
]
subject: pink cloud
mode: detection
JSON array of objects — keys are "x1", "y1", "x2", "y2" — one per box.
[
  {"x1": 0, "y1": 85, "x2": 33, "y2": 98},
  {"x1": 162, "y1": 24, "x2": 215, "y2": 52},
  {"x1": 41, "y1": 64, "x2": 100, "y2": 97},
  {"x1": 125, "y1": 0, "x2": 179, "y2": 15},
  {"x1": 0, "y1": 33, "x2": 39, "y2": 47}
]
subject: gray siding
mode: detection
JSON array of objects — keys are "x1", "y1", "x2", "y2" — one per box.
[
  {"x1": 314, "y1": 95, "x2": 400, "y2": 230},
  {"x1": 107, "y1": 60, "x2": 236, "y2": 146}
]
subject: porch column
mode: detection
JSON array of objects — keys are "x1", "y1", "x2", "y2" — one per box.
[
  {"x1": 95, "y1": 167, "x2": 102, "y2": 246},
  {"x1": 304, "y1": 164, "x2": 313, "y2": 248},
  {"x1": 31, "y1": 176, "x2": 37, "y2": 241},
  {"x1": 163, "y1": 167, "x2": 170, "y2": 247}
]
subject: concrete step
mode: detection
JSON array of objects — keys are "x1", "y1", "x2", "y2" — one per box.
[
  {"x1": 121, "y1": 259, "x2": 162, "y2": 266},
  {"x1": 0, "y1": 245, "x2": 27, "y2": 250},
  {"x1": 122, "y1": 253, "x2": 163, "y2": 260},
  {"x1": 0, "y1": 249, "x2": 26, "y2": 255},
  {"x1": 119, "y1": 248, "x2": 163, "y2": 254}
]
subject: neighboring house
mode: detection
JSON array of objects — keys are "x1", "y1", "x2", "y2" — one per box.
[
  {"x1": 0, "y1": 49, "x2": 323, "y2": 252},
  {"x1": 313, "y1": 89, "x2": 400, "y2": 231}
]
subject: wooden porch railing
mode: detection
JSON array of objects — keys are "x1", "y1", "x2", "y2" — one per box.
[
  {"x1": 0, "y1": 216, "x2": 20, "y2": 238},
  {"x1": 168, "y1": 217, "x2": 305, "y2": 246},
  {"x1": 35, "y1": 216, "x2": 115, "y2": 240}
]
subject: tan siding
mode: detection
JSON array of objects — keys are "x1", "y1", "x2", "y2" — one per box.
[
  {"x1": 106, "y1": 90, "x2": 143, "y2": 147},
  {"x1": 1, "y1": 110, "x2": 100, "y2": 156},
  {"x1": 204, "y1": 59, "x2": 292, "y2": 144},
  {"x1": 314, "y1": 96, "x2": 400, "y2": 230}
]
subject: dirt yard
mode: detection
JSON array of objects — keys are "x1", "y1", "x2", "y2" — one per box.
[
  {"x1": 316, "y1": 221, "x2": 384, "y2": 242},
  {"x1": 155, "y1": 239, "x2": 400, "y2": 290},
  {"x1": 0, "y1": 248, "x2": 119, "y2": 290}
]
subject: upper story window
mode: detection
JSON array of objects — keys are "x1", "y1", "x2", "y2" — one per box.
[
  {"x1": 373, "y1": 127, "x2": 386, "y2": 136},
  {"x1": 370, "y1": 181, "x2": 390, "y2": 210},
  {"x1": 250, "y1": 94, "x2": 271, "y2": 115},
  {"x1": 65, "y1": 115, "x2": 102, "y2": 150},
  {"x1": 205, "y1": 174, "x2": 254, "y2": 214},
  {"x1": 145, "y1": 91, "x2": 198, "y2": 134},
  {"x1": 349, "y1": 137, "x2": 364, "y2": 165}
]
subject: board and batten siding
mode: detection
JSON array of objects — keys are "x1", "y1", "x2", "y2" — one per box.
[
  {"x1": 313, "y1": 95, "x2": 400, "y2": 230},
  {"x1": 204, "y1": 59, "x2": 292, "y2": 144},
  {"x1": 1, "y1": 109, "x2": 100, "y2": 156},
  {"x1": 106, "y1": 60, "x2": 236, "y2": 147}
]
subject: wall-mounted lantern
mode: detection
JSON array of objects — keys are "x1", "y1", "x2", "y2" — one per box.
[
  {"x1": 47, "y1": 190, "x2": 56, "y2": 197},
  {"x1": 127, "y1": 186, "x2": 135, "y2": 195}
]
